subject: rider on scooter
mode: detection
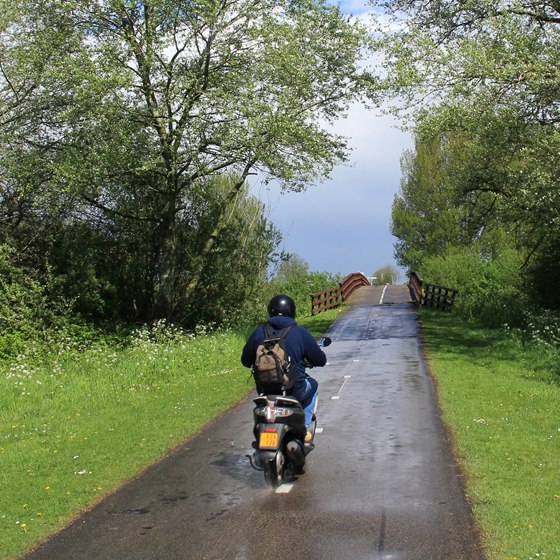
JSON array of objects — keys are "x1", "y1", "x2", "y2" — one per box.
[{"x1": 241, "y1": 294, "x2": 327, "y2": 442}]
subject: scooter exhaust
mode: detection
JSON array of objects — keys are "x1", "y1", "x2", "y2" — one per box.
[{"x1": 286, "y1": 439, "x2": 305, "y2": 465}]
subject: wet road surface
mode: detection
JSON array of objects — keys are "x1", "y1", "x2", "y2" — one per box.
[{"x1": 24, "y1": 285, "x2": 484, "y2": 560}]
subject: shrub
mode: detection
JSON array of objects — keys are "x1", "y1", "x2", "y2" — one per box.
[
  {"x1": 238, "y1": 254, "x2": 342, "y2": 326},
  {"x1": 0, "y1": 244, "x2": 82, "y2": 359},
  {"x1": 421, "y1": 244, "x2": 527, "y2": 327}
]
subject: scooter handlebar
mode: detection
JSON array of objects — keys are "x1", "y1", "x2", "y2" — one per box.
[{"x1": 304, "y1": 337, "x2": 332, "y2": 368}]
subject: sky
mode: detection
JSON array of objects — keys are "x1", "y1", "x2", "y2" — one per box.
[{"x1": 250, "y1": 1, "x2": 414, "y2": 281}]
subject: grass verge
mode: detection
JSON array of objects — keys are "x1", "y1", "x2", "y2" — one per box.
[
  {"x1": 420, "y1": 309, "x2": 560, "y2": 560},
  {"x1": 0, "y1": 311, "x2": 339, "y2": 559}
]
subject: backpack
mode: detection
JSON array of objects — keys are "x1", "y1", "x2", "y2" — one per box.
[{"x1": 252, "y1": 323, "x2": 295, "y2": 391}]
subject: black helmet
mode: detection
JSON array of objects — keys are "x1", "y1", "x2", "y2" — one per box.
[{"x1": 268, "y1": 294, "x2": 296, "y2": 318}]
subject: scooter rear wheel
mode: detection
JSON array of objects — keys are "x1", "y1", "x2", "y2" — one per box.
[
  {"x1": 263, "y1": 452, "x2": 284, "y2": 488},
  {"x1": 263, "y1": 462, "x2": 279, "y2": 488}
]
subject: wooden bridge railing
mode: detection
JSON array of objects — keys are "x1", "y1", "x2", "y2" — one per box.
[
  {"x1": 408, "y1": 270, "x2": 458, "y2": 311},
  {"x1": 310, "y1": 272, "x2": 370, "y2": 315},
  {"x1": 408, "y1": 270, "x2": 423, "y2": 304}
]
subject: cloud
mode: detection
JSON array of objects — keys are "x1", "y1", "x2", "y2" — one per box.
[
  {"x1": 253, "y1": 104, "x2": 413, "y2": 276},
  {"x1": 250, "y1": 0, "x2": 413, "y2": 278}
]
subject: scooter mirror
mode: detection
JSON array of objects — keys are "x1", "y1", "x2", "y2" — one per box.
[{"x1": 319, "y1": 337, "x2": 332, "y2": 347}]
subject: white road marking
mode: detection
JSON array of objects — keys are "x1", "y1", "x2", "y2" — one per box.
[
  {"x1": 331, "y1": 375, "x2": 351, "y2": 399},
  {"x1": 380, "y1": 283, "x2": 388, "y2": 304},
  {"x1": 275, "y1": 483, "x2": 295, "y2": 494}
]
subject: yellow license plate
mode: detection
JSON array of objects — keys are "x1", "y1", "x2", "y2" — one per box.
[{"x1": 259, "y1": 431, "x2": 279, "y2": 449}]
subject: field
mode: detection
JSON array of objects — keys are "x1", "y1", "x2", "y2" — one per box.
[
  {"x1": 2, "y1": 307, "x2": 558, "y2": 560},
  {"x1": 0, "y1": 311, "x2": 339, "y2": 559},
  {"x1": 421, "y1": 309, "x2": 560, "y2": 560}
]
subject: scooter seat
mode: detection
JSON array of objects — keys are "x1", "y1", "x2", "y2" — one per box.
[
  {"x1": 253, "y1": 394, "x2": 304, "y2": 410},
  {"x1": 274, "y1": 396, "x2": 303, "y2": 409}
]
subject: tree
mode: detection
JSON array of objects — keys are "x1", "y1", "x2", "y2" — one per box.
[
  {"x1": 391, "y1": 131, "x2": 470, "y2": 270},
  {"x1": 267, "y1": 253, "x2": 341, "y2": 317},
  {"x1": 274, "y1": 254, "x2": 310, "y2": 285},
  {"x1": 372, "y1": 0, "x2": 560, "y2": 125},
  {"x1": 374, "y1": 0, "x2": 560, "y2": 306},
  {"x1": 372, "y1": 265, "x2": 399, "y2": 285},
  {"x1": 178, "y1": 176, "x2": 282, "y2": 326},
  {"x1": 1, "y1": 0, "x2": 376, "y2": 322},
  {"x1": 391, "y1": 117, "x2": 518, "y2": 270}
]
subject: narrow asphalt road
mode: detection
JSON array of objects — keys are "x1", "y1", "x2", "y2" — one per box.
[{"x1": 24, "y1": 285, "x2": 485, "y2": 560}]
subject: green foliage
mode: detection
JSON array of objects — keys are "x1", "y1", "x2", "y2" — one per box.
[
  {"x1": 391, "y1": 114, "x2": 520, "y2": 271},
  {"x1": 372, "y1": 264, "x2": 400, "y2": 285},
  {"x1": 1, "y1": 0, "x2": 376, "y2": 323},
  {"x1": 392, "y1": 132, "x2": 473, "y2": 269},
  {"x1": 524, "y1": 236, "x2": 560, "y2": 311},
  {"x1": 182, "y1": 181, "x2": 282, "y2": 328},
  {"x1": 1, "y1": 170, "x2": 280, "y2": 328},
  {"x1": 0, "y1": 245, "x2": 82, "y2": 358},
  {"x1": 0, "y1": 245, "x2": 45, "y2": 331},
  {"x1": 420, "y1": 240, "x2": 527, "y2": 327},
  {"x1": 507, "y1": 308, "x2": 560, "y2": 354},
  {"x1": 376, "y1": 0, "x2": 560, "y2": 320},
  {"x1": 390, "y1": 102, "x2": 560, "y2": 327},
  {"x1": 373, "y1": 0, "x2": 560, "y2": 125},
  {"x1": 267, "y1": 254, "x2": 342, "y2": 319}
]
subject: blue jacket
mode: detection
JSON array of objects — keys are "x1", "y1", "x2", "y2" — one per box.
[{"x1": 241, "y1": 315, "x2": 327, "y2": 395}]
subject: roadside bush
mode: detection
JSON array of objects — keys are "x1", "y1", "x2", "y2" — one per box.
[
  {"x1": 1, "y1": 245, "x2": 49, "y2": 357},
  {"x1": 421, "y1": 244, "x2": 527, "y2": 327},
  {"x1": 0, "y1": 244, "x2": 83, "y2": 359},
  {"x1": 233, "y1": 255, "x2": 341, "y2": 327},
  {"x1": 517, "y1": 308, "x2": 560, "y2": 358},
  {"x1": 269, "y1": 271, "x2": 341, "y2": 319}
]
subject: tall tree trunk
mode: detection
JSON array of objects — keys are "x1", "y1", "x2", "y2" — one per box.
[
  {"x1": 154, "y1": 188, "x2": 179, "y2": 322},
  {"x1": 180, "y1": 164, "x2": 255, "y2": 314}
]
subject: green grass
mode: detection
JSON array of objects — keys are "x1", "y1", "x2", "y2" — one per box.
[
  {"x1": 4, "y1": 306, "x2": 557, "y2": 560},
  {"x1": 420, "y1": 309, "x2": 560, "y2": 560},
  {"x1": 0, "y1": 311, "x2": 339, "y2": 559},
  {"x1": 5, "y1": 305, "x2": 557, "y2": 559}
]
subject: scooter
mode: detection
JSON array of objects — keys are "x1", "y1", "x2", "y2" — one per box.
[{"x1": 247, "y1": 337, "x2": 331, "y2": 487}]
